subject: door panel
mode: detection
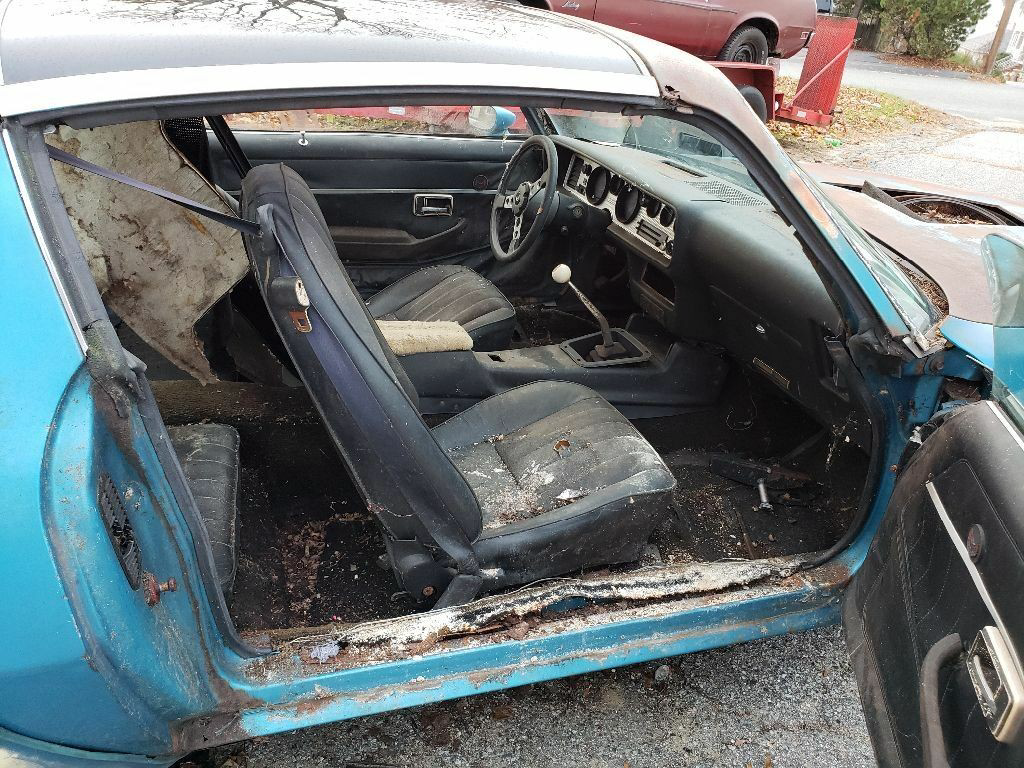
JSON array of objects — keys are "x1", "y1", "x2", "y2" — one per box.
[
  {"x1": 596, "y1": 0, "x2": 711, "y2": 54},
  {"x1": 844, "y1": 401, "x2": 1024, "y2": 767},
  {"x1": 208, "y1": 130, "x2": 522, "y2": 293}
]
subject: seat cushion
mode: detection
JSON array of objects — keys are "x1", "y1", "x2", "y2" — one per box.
[
  {"x1": 168, "y1": 423, "x2": 240, "y2": 595},
  {"x1": 433, "y1": 381, "x2": 675, "y2": 533},
  {"x1": 366, "y1": 265, "x2": 516, "y2": 352}
]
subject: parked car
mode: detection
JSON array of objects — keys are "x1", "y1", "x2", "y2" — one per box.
[
  {"x1": 521, "y1": 0, "x2": 818, "y2": 63},
  {"x1": 2, "y1": 1, "x2": 1023, "y2": 767}
]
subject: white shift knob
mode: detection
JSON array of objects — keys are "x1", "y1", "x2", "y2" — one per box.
[{"x1": 551, "y1": 264, "x2": 572, "y2": 284}]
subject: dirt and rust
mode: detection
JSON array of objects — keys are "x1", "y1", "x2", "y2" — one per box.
[{"x1": 241, "y1": 558, "x2": 795, "y2": 682}]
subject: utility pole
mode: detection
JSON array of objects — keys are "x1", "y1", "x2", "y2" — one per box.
[{"x1": 984, "y1": 0, "x2": 1019, "y2": 73}]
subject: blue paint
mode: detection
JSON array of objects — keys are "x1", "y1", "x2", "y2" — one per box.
[
  {"x1": 941, "y1": 316, "x2": 995, "y2": 370},
  {"x1": 241, "y1": 592, "x2": 841, "y2": 734},
  {"x1": 0, "y1": 146, "x2": 242, "y2": 762},
  {"x1": 983, "y1": 234, "x2": 1024, "y2": 419}
]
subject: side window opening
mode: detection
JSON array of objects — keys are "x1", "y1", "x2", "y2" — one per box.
[{"x1": 225, "y1": 106, "x2": 532, "y2": 138}]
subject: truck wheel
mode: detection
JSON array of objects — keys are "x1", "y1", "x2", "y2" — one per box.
[
  {"x1": 738, "y1": 85, "x2": 768, "y2": 122},
  {"x1": 719, "y1": 25, "x2": 770, "y2": 64}
]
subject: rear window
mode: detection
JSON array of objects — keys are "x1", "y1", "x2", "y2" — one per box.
[{"x1": 225, "y1": 106, "x2": 531, "y2": 137}]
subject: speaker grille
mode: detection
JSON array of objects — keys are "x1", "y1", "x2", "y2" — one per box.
[{"x1": 98, "y1": 473, "x2": 142, "y2": 590}]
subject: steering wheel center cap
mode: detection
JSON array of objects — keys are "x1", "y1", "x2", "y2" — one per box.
[{"x1": 512, "y1": 182, "x2": 532, "y2": 213}]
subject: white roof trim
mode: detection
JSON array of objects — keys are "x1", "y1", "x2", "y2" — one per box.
[{"x1": 0, "y1": 61, "x2": 661, "y2": 117}]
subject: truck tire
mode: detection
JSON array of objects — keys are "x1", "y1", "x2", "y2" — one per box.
[
  {"x1": 719, "y1": 25, "x2": 770, "y2": 64},
  {"x1": 738, "y1": 85, "x2": 769, "y2": 122}
]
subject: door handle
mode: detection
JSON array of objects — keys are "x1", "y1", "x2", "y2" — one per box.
[
  {"x1": 413, "y1": 194, "x2": 454, "y2": 217},
  {"x1": 967, "y1": 626, "x2": 1024, "y2": 743},
  {"x1": 920, "y1": 633, "x2": 962, "y2": 768}
]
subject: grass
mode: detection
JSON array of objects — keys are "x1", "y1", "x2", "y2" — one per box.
[{"x1": 769, "y1": 76, "x2": 962, "y2": 156}]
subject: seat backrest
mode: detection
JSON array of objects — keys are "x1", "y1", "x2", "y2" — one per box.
[{"x1": 239, "y1": 164, "x2": 484, "y2": 547}]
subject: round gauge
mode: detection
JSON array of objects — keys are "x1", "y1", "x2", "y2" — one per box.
[
  {"x1": 615, "y1": 184, "x2": 642, "y2": 224},
  {"x1": 660, "y1": 206, "x2": 676, "y2": 227},
  {"x1": 585, "y1": 167, "x2": 609, "y2": 205},
  {"x1": 645, "y1": 197, "x2": 662, "y2": 218},
  {"x1": 608, "y1": 174, "x2": 623, "y2": 194}
]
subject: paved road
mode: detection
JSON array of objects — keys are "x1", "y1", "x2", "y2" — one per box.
[
  {"x1": 781, "y1": 49, "x2": 1024, "y2": 125},
  {"x1": 865, "y1": 130, "x2": 1024, "y2": 199}
]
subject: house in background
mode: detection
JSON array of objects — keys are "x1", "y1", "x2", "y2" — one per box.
[{"x1": 959, "y1": 0, "x2": 1024, "y2": 66}]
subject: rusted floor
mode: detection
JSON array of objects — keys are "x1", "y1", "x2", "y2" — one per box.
[{"x1": 153, "y1": 368, "x2": 867, "y2": 632}]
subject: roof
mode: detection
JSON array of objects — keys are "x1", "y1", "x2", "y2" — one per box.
[{"x1": 0, "y1": 0, "x2": 660, "y2": 117}]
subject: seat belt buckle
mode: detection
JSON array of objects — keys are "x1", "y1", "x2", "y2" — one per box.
[{"x1": 269, "y1": 276, "x2": 312, "y2": 333}]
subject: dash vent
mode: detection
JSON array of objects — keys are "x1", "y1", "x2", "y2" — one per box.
[
  {"x1": 688, "y1": 179, "x2": 767, "y2": 208},
  {"x1": 98, "y1": 473, "x2": 142, "y2": 590}
]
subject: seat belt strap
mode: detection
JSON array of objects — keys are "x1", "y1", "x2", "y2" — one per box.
[{"x1": 46, "y1": 144, "x2": 261, "y2": 237}]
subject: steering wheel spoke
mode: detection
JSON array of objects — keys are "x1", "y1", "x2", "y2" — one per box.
[
  {"x1": 510, "y1": 213, "x2": 524, "y2": 249},
  {"x1": 497, "y1": 192, "x2": 516, "y2": 209}
]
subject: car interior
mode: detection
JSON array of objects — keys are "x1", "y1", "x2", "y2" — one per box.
[{"x1": 46, "y1": 103, "x2": 872, "y2": 633}]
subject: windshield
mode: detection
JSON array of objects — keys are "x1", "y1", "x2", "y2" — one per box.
[{"x1": 544, "y1": 110, "x2": 765, "y2": 196}]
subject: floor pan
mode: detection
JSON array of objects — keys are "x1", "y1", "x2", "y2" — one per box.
[{"x1": 151, "y1": 371, "x2": 867, "y2": 631}]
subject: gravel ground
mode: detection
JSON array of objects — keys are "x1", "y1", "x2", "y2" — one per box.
[{"x1": 218, "y1": 625, "x2": 873, "y2": 768}]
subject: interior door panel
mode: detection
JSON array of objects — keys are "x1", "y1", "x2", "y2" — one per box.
[
  {"x1": 844, "y1": 401, "x2": 1024, "y2": 767},
  {"x1": 208, "y1": 130, "x2": 522, "y2": 293}
]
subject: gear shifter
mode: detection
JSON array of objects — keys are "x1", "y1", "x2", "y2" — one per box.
[{"x1": 551, "y1": 264, "x2": 627, "y2": 361}]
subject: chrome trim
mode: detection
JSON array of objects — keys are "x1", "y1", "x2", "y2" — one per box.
[
  {"x1": 2, "y1": 128, "x2": 87, "y2": 353},
  {"x1": 926, "y1": 477, "x2": 1024, "y2": 743},
  {"x1": 413, "y1": 193, "x2": 454, "y2": 217},
  {"x1": 0, "y1": 62, "x2": 661, "y2": 118},
  {"x1": 562, "y1": 151, "x2": 674, "y2": 265}
]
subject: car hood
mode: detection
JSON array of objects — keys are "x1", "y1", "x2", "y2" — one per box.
[{"x1": 802, "y1": 163, "x2": 1020, "y2": 368}]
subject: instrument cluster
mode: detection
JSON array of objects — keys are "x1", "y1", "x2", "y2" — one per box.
[{"x1": 565, "y1": 155, "x2": 676, "y2": 260}]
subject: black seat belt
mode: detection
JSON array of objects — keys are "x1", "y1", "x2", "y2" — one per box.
[
  {"x1": 205, "y1": 115, "x2": 252, "y2": 180},
  {"x1": 46, "y1": 145, "x2": 260, "y2": 237}
]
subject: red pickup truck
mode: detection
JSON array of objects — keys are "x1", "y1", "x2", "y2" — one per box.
[{"x1": 521, "y1": 0, "x2": 817, "y2": 64}]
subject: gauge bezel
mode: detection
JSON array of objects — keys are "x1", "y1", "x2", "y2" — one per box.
[
  {"x1": 615, "y1": 184, "x2": 642, "y2": 224},
  {"x1": 585, "y1": 167, "x2": 609, "y2": 205}
]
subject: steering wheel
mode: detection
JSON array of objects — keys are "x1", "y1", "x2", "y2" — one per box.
[{"x1": 490, "y1": 135, "x2": 560, "y2": 263}]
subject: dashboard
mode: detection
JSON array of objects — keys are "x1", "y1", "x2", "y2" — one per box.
[{"x1": 552, "y1": 136, "x2": 861, "y2": 443}]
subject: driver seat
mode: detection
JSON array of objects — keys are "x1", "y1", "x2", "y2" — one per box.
[
  {"x1": 240, "y1": 164, "x2": 677, "y2": 605},
  {"x1": 366, "y1": 264, "x2": 515, "y2": 352}
]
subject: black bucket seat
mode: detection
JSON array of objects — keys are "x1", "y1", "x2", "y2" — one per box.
[{"x1": 240, "y1": 163, "x2": 676, "y2": 606}]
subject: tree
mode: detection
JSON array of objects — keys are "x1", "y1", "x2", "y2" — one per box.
[
  {"x1": 836, "y1": 0, "x2": 884, "y2": 17},
  {"x1": 880, "y1": 0, "x2": 990, "y2": 58}
]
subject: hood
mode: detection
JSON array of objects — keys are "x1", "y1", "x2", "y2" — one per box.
[{"x1": 808, "y1": 169, "x2": 1020, "y2": 370}]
